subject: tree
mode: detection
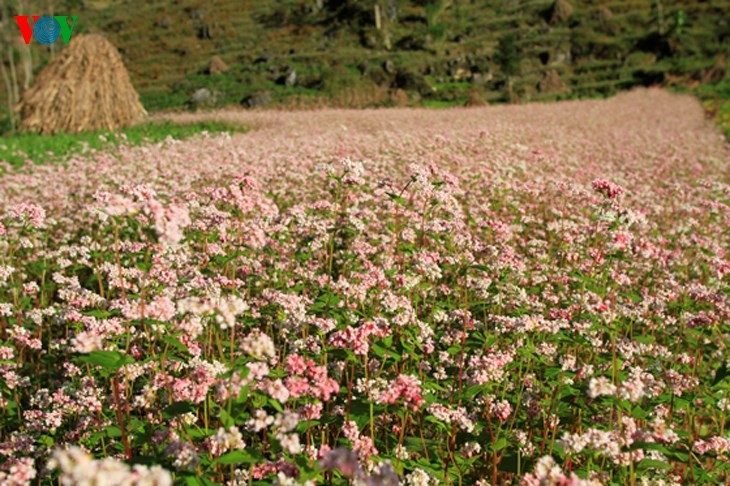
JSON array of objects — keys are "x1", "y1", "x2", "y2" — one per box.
[
  {"x1": 0, "y1": 0, "x2": 48, "y2": 132},
  {"x1": 495, "y1": 33, "x2": 522, "y2": 102},
  {"x1": 0, "y1": 1, "x2": 21, "y2": 131}
]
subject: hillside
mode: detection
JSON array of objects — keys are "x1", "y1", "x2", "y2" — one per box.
[{"x1": 6, "y1": 0, "x2": 730, "y2": 113}]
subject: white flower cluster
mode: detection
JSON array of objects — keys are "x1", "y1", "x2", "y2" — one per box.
[
  {"x1": 48, "y1": 446, "x2": 172, "y2": 485},
  {"x1": 274, "y1": 411, "x2": 302, "y2": 455},
  {"x1": 207, "y1": 426, "x2": 245, "y2": 457},
  {"x1": 403, "y1": 468, "x2": 438, "y2": 486},
  {"x1": 177, "y1": 295, "x2": 249, "y2": 330},
  {"x1": 240, "y1": 331, "x2": 276, "y2": 360}
]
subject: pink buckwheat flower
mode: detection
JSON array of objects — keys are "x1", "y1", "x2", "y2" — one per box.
[
  {"x1": 8, "y1": 203, "x2": 46, "y2": 228},
  {"x1": 591, "y1": 179, "x2": 625, "y2": 199},
  {"x1": 342, "y1": 421, "x2": 378, "y2": 461},
  {"x1": 695, "y1": 436, "x2": 730, "y2": 455},
  {"x1": 378, "y1": 374, "x2": 423, "y2": 411}
]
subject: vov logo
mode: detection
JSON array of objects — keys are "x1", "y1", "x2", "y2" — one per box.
[{"x1": 14, "y1": 16, "x2": 78, "y2": 45}]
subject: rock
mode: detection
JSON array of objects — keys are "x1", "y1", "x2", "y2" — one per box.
[
  {"x1": 285, "y1": 69, "x2": 297, "y2": 87},
  {"x1": 554, "y1": 49, "x2": 572, "y2": 65},
  {"x1": 206, "y1": 55, "x2": 228, "y2": 75},
  {"x1": 383, "y1": 60, "x2": 396, "y2": 75},
  {"x1": 198, "y1": 25, "x2": 212, "y2": 40},
  {"x1": 189, "y1": 9, "x2": 204, "y2": 20},
  {"x1": 361, "y1": 32, "x2": 377, "y2": 49},
  {"x1": 395, "y1": 70, "x2": 434, "y2": 96},
  {"x1": 158, "y1": 16, "x2": 171, "y2": 29},
  {"x1": 448, "y1": 59, "x2": 473, "y2": 81},
  {"x1": 242, "y1": 91, "x2": 272, "y2": 109},
  {"x1": 469, "y1": 56, "x2": 491, "y2": 75},
  {"x1": 447, "y1": 57, "x2": 469, "y2": 75},
  {"x1": 384, "y1": 0, "x2": 398, "y2": 21},
  {"x1": 471, "y1": 72, "x2": 492, "y2": 85},
  {"x1": 538, "y1": 70, "x2": 569, "y2": 94},
  {"x1": 254, "y1": 53, "x2": 270, "y2": 64},
  {"x1": 276, "y1": 69, "x2": 297, "y2": 87},
  {"x1": 451, "y1": 66, "x2": 471, "y2": 82},
  {"x1": 190, "y1": 88, "x2": 216, "y2": 108},
  {"x1": 550, "y1": 0, "x2": 573, "y2": 24},
  {"x1": 395, "y1": 35, "x2": 425, "y2": 51},
  {"x1": 465, "y1": 89, "x2": 487, "y2": 107}
]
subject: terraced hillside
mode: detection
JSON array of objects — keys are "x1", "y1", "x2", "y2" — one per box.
[{"x1": 5, "y1": 0, "x2": 730, "y2": 112}]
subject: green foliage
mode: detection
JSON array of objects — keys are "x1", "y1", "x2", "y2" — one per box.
[
  {"x1": 0, "y1": 0, "x2": 726, "y2": 118},
  {"x1": 321, "y1": 64, "x2": 366, "y2": 94},
  {"x1": 78, "y1": 351, "x2": 135, "y2": 372},
  {"x1": 0, "y1": 121, "x2": 248, "y2": 169},
  {"x1": 495, "y1": 33, "x2": 522, "y2": 78},
  {"x1": 424, "y1": 0, "x2": 448, "y2": 41}
]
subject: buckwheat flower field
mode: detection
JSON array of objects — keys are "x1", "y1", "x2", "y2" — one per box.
[{"x1": 1, "y1": 88, "x2": 729, "y2": 485}]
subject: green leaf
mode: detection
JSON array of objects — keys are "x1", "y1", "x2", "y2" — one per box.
[
  {"x1": 163, "y1": 401, "x2": 194, "y2": 419},
  {"x1": 128, "y1": 419, "x2": 146, "y2": 433},
  {"x1": 78, "y1": 350, "x2": 134, "y2": 370},
  {"x1": 637, "y1": 459, "x2": 673, "y2": 471},
  {"x1": 464, "y1": 385, "x2": 483, "y2": 399},
  {"x1": 631, "y1": 407, "x2": 649, "y2": 419},
  {"x1": 713, "y1": 363, "x2": 729, "y2": 387},
  {"x1": 386, "y1": 192, "x2": 407, "y2": 206},
  {"x1": 632, "y1": 442, "x2": 670, "y2": 454},
  {"x1": 372, "y1": 343, "x2": 400, "y2": 360},
  {"x1": 184, "y1": 477, "x2": 217, "y2": 486},
  {"x1": 220, "y1": 408, "x2": 234, "y2": 428},
  {"x1": 215, "y1": 450, "x2": 256, "y2": 465},
  {"x1": 84, "y1": 309, "x2": 113, "y2": 319},
  {"x1": 269, "y1": 398, "x2": 284, "y2": 413},
  {"x1": 163, "y1": 336, "x2": 189, "y2": 353},
  {"x1": 39, "y1": 435, "x2": 54, "y2": 447},
  {"x1": 498, "y1": 454, "x2": 520, "y2": 473},
  {"x1": 296, "y1": 420, "x2": 321, "y2": 433},
  {"x1": 492, "y1": 437, "x2": 508, "y2": 452}
]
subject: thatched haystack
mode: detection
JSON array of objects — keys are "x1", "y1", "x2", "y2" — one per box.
[
  {"x1": 206, "y1": 55, "x2": 229, "y2": 75},
  {"x1": 17, "y1": 34, "x2": 146, "y2": 134},
  {"x1": 464, "y1": 89, "x2": 487, "y2": 107},
  {"x1": 538, "y1": 70, "x2": 569, "y2": 94},
  {"x1": 550, "y1": 0, "x2": 573, "y2": 24}
]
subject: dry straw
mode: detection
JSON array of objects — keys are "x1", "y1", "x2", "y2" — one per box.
[{"x1": 17, "y1": 34, "x2": 146, "y2": 134}]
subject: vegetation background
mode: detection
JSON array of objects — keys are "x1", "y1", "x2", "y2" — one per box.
[{"x1": 0, "y1": 0, "x2": 727, "y2": 136}]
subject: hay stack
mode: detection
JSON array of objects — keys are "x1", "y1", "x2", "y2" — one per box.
[
  {"x1": 17, "y1": 34, "x2": 146, "y2": 134},
  {"x1": 207, "y1": 55, "x2": 229, "y2": 75},
  {"x1": 464, "y1": 89, "x2": 487, "y2": 107},
  {"x1": 538, "y1": 70, "x2": 569, "y2": 94},
  {"x1": 550, "y1": 0, "x2": 573, "y2": 24}
]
